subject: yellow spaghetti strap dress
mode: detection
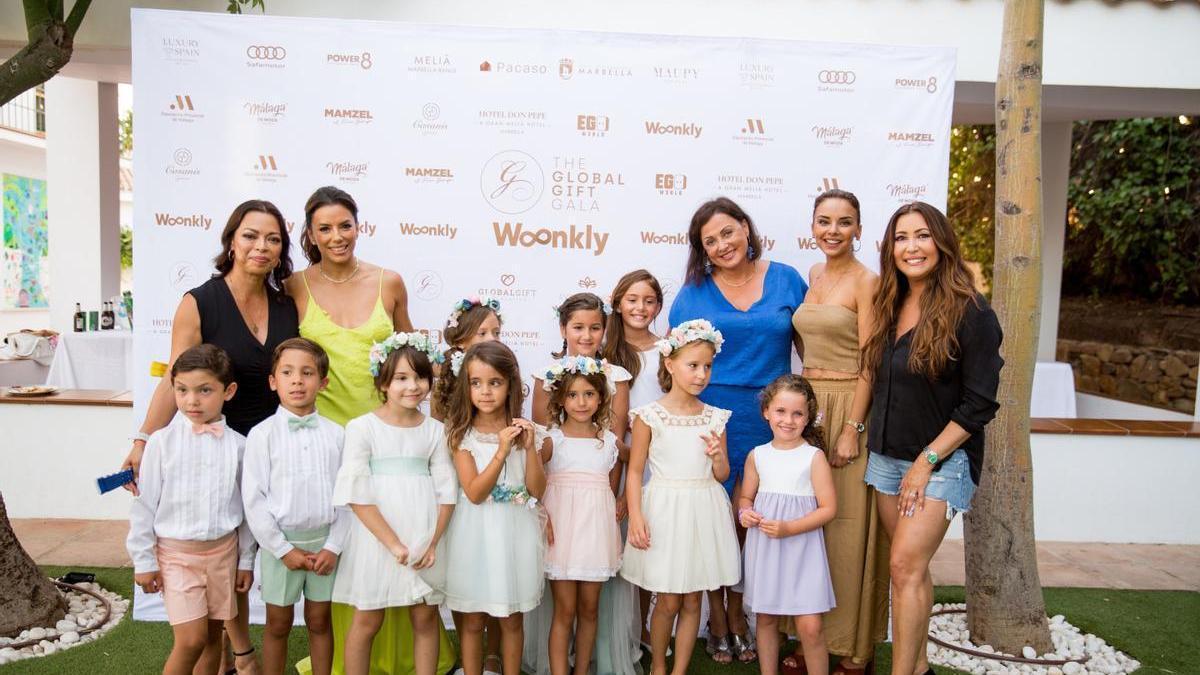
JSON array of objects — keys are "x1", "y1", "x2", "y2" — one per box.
[{"x1": 298, "y1": 270, "x2": 457, "y2": 675}]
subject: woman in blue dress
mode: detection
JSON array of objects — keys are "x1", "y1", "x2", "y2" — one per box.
[{"x1": 668, "y1": 197, "x2": 807, "y2": 665}]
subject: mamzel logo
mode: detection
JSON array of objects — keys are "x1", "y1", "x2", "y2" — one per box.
[
  {"x1": 481, "y1": 151, "x2": 545, "y2": 215},
  {"x1": 576, "y1": 114, "x2": 610, "y2": 137},
  {"x1": 398, "y1": 222, "x2": 457, "y2": 239},
  {"x1": 155, "y1": 212, "x2": 212, "y2": 230},
  {"x1": 245, "y1": 45, "x2": 286, "y2": 69},
  {"x1": 409, "y1": 55, "x2": 454, "y2": 74},
  {"x1": 887, "y1": 131, "x2": 936, "y2": 146},
  {"x1": 404, "y1": 167, "x2": 454, "y2": 184},
  {"x1": 324, "y1": 107, "x2": 373, "y2": 125},
  {"x1": 551, "y1": 157, "x2": 624, "y2": 212},
  {"x1": 644, "y1": 120, "x2": 702, "y2": 139},
  {"x1": 817, "y1": 69, "x2": 856, "y2": 93},
  {"x1": 655, "y1": 173, "x2": 688, "y2": 196},
  {"x1": 326, "y1": 161, "x2": 369, "y2": 182},
  {"x1": 163, "y1": 95, "x2": 203, "y2": 122},
  {"x1": 895, "y1": 76, "x2": 939, "y2": 94},
  {"x1": 326, "y1": 52, "x2": 372, "y2": 69},
  {"x1": 492, "y1": 222, "x2": 608, "y2": 256},
  {"x1": 811, "y1": 125, "x2": 853, "y2": 146},
  {"x1": 245, "y1": 101, "x2": 286, "y2": 124}
]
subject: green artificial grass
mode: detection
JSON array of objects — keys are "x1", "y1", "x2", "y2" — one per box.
[{"x1": 12, "y1": 569, "x2": 1197, "y2": 674}]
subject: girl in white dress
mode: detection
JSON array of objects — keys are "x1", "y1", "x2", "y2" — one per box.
[
  {"x1": 622, "y1": 319, "x2": 741, "y2": 675},
  {"x1": 332, "y1": 332, "x2": 457, "y2": 675},
  {"x1": 443, "y1": 341, "x2": 549, "y2": 675}
]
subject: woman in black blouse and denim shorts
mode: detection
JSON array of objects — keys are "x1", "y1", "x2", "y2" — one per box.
[{"x1": 861, "y1": 201, "x2": 1003, "y2": 675}]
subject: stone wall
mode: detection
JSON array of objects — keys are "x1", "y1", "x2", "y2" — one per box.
[{"x1": 1057, "y1": 339, "x2": 1198, "y2": 413}]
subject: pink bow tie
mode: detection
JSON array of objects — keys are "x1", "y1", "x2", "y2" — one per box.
[{"x1": 191, "y1": 421, "x2": 225, "y2": 438}]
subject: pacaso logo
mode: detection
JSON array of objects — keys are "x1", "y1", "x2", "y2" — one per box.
[
  {"x1": 155, "y1": 212, "x2": 212, "y2": 230},
  {"x1": 326, "y1": 51, "x2": 372, "y2": 69},
  {"x1": 398, "y1": 222, "x2": 457, "y2": 239},
  {"x1": 644, "y1": 120, "x2": 702, "y2": 139},
  {"x1": 492, "y1": 221, "x2": 609, "y2": 256},
  {"x1": 895, "y1": 76, "x2": 938, "y2": 94},
  {"x1": 480, "y1": 60, "x2": 548, "y2": 75},
  {"x1": 655, "y1": 173, "x2": 688, "y2": 195},
  {"x1": 480, "y1": 151, "x2": 545, "y2": 215}
]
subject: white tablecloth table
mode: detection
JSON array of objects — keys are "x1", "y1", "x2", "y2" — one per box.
[
  {"x1": 44, "y1": 331, "x2": 133, "y2": 390},
  {"x1": 1032, "y1": 361, "x2": 1077, "y2": 418}
]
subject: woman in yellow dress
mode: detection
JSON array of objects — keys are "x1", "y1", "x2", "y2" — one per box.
[{"x1": 287, "y1": 186, "x2": 457, "y2": 675}]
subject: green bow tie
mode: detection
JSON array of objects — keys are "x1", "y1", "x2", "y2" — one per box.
[{"x1": 288, "y1": 414, "x2": 318, "y2": 431}]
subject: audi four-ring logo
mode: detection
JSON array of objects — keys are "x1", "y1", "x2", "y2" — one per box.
[
  {"x1": 247, "y1": 45, "x2": 286, "y2": 60},
  {"x1": 818, "y1": 70, "x2": 856, "y2": 84}
]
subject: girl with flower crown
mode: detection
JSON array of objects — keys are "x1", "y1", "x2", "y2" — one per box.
[
  {"x1": 621, "y1": 319, "x2": 741, "y2": 675},
  {"x1": 332, "y1": 332, "x2": 458, "y2": 675},
  {"x1": 432, "y1": 296, "x2": 504, "y2": 422},
  {"x1": 443, "y1": 341, "x2": 549, "y2": 675}
]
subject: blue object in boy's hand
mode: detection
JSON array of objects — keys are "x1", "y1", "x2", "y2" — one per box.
[{"x1": 96, "y1": 468, "x2": 135, "y2": 494}]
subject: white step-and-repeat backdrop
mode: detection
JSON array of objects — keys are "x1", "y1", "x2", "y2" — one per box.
[{"x1": 131, "y1": 8, "x2": 954, "y2": 418}]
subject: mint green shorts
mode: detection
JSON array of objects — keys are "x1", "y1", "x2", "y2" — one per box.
[{"x1": 260, "y1": 526, "x2": 337, "y2": 607}]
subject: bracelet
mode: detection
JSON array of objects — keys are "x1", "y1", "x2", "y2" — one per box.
[
  {"x1": 131, "y1": 432, "x2": 150, "y2": 444},
  {"x1": 737, "y1": 507, "x2": 753, "y2": 518}
]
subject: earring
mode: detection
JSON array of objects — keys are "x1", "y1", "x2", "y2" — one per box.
[
  {"x1": 747, "y1": 244, "x2": 757, "y2": 259},
  {"x1": 853, "y1": 240, "x2": 862, "y2": 253},
  {"x1": 704, "y1": 257, "x2": 713, "y2": 274},
  {"x1": 228, "y1": 250, "x2": 234, "y2": 261}
]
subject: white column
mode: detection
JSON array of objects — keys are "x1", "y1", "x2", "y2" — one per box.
[
  {"x1": 45, "y1": 76, "x2": 121, "y2": 335},
  {"x1": 1038, "y1": 121, "x2": 1072, "y2": 362}
]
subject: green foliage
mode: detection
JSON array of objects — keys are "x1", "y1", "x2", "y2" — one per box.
[
  {"x1": 1066, "y1": 117, "x2": 1199, "y2": 303},
  {"x1": 120, "y1": 227, "x2": 132, "y2": 269},
  {"x1": 948, "y1": 125, "x2": 997, "y2": 287},
  {"x1": 226, "y1": 0, "x2": 265, "y2": 13},
  {"x1": 118, "y1": 109, "x2": 132, "y2": 157}
]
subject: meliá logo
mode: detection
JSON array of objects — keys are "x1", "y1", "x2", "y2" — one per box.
[
  {"x1": 480, "y1": 150, "x2": 545, "y2": 215},
  {"x1": 492, "y1": 222, "x2": 609, "y2": 256},
  {"x1": 326, "y1": 161, "x2": 369, "y2": 183},
  {"x1": 244, "y1": 101, "x2": 286, "y2": 124},
  {"x1": 165, "y1": 148, "x2": 199, "y2": 181},
  {"x1": 886, "y1": 183, "x2": 929, "y2": 201},
  {"x1": 324, "y1": 107, "x2": 373, "y2": 125},
  {"x1": 811, "y1": 124, "x2": 853, "y2": 146},
  {"x1": 887, "y1": 131, "x2": 936, "y2": 146},
  {"x1": 245, "y1": 45, "x2": 286, "y2": 69},
  {"x1": 895, "y1": 76, "x2": 939, "y2": 94},
  {"x1": 655, "y1": 173, "x2": 688, "y2": 196},
  {"x1": 155, "y1": 212, "x2": 212, "y2": 230},
  {"x1": 398, "y1": 222, "x2": 457, "y2": 239},
  {"x1": 644, "y1": 120, "x2": 702, "y2": 139},
  {"x1": 576, "y1": 114, "x2": 610, "y2": 137},
  {"x1": 162, "y1": 94, "x2": 203, "y2": 123},
  {"x1": 326, "y1": 51, "x2": 372, "y2": 69},
  {"x1": 404, "y1": 167, "x2": 454, "y2": 184},
  {"x1": 409, "y1": 54, "x2": 454, "y2": 74}
]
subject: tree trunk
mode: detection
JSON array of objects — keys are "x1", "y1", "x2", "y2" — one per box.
[
  {"x1": 0, "y1": 0, "x2": 94, "y2": 107},
  {"x1": 963, "y1": 0, "x2": 1054, "y2": 656},
  {"x1": 0, "y1": 493, "x2": 66, "y2": 637}
]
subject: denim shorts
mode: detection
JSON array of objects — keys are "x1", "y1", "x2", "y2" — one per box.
[{"x1": 864, "y1": 450, "x2": 976, "y2": 520}]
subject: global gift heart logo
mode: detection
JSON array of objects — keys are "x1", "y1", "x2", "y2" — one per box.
[{"x1": 500, "y1": 274, "x2": 516, "y2": 287}]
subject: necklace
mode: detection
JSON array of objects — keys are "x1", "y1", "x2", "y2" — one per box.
[
  {"x1": 718, "y1": 264, "x2": 756, "y2": 288},
  {"x1": 814, "y1": 266, "x2": 850, "y2": 302},
  {"x1": 320, "y1": 258, "x2": 360, "y2": 284}
]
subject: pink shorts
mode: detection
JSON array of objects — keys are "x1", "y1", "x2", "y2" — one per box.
[{"x1": 156, "y1": 532, "x2": 238, "y2": 626}]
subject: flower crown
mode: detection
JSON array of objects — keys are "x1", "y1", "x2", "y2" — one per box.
[
  {"x1": 448, "y1": 296, "x2": 503, "y2": 328},
  {"x1": 551, "y1": 300, "x2": 613, "y2": 320},
  {"x1": 449, "y1": 350, "x2": 466, "y2": 377},
  {"x1": 540, "y1": 355, "x2": 608, "y2": 391},
  {"x1": 369, "y1": 332, "x2": 445, "y2": 376},
  {"x1": 656, "y1": 319, "x2": 724, "y2": 357}
]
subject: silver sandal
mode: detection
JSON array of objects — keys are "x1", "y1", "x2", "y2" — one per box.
[
  {"x1": 706, "y1": 633, "x2": 733, "y2": 663},
  {"x1": 731, "y1": 632, "x2": 758, "y2": 663}
]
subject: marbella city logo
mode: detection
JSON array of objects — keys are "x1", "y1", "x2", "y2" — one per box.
[
  {"x1": 551, "y1": 156, "x2": 625, "y2": 212},
  {"x1": 414, "y1": 102, "x2": 448, "y2": 136},
  {"x1": 155, "y1": 212, "x2": 212, "y2": 230},
  {"x1": 245, "y1": 44, "x2": 286, "y2": 69},
  {"x1": 576, "y1": 114, "x2": 610, "y2": 138},
  {"x1": 717, "y1": 173, "x2": 786, "y2": 200},
  {"x1": 326, "y1": 160, "x2": 369, "y2": 183},
  {"x1": 477, "y1": 109, "x2": 548, "y2": 135},
  {"x1": 398, "y1": 221, "x2": 458, "y2": 240},
  {"x1": 161, "y1": 36, "x2": 200, "y2": 65},
  {"x1": 324, "y1": 106, "x2": 373, "y2": 126},
  {"x1": 492, "y1": 221, "x2": 609, "y2": 256},
  {"x1": 817, "y1": 68, "x2": 856, "y2": 93},
  {"x1": 644, "y1": 120, "x2": 703, "y2": 139},
  {"x1": 733, "y1": 118, "x2": 774, "y2": 146},
  {"x1": 811, "y1": 124, "x2": 854, "y2": 147},
  {"x1": 244, "y1": 100, "x2": 287, "y2": 125},
  {"x1": 895, "y1": 75, "x2": 939, "y2": 94},
  {"x1": 326, "y1": 51, "x2": 372, "y2": 69},
  {"x1": 739, "y1": 62, "x2": 775, "y2": 89},
  {"x1": 655, "y1": 173, "x2": 688, "y2": 196},
  {"x1": 558, "y1": 58, "x2": 634, "y2": 80},
  {"x1": 480, "y1": 150, "x2": 545, "y2": 215},
  {"x1": 162, "y1": 94, "x2": 204, "y2": 123},
  {"x1": 165, "y1": 147, "x2": 200, "y2": 181},
  {"x1": 409, "y1": 54, "x2": 455, "y2": 75}
]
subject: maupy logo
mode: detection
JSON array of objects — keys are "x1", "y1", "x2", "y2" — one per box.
[
  {"x1": 245, "y1": 45, "x2": 286, "y2": 69},
  {"x1": 559, "y1": 57, "x2": 634, "y2": 80},
  {"x1": 655, "y1": 173, "x2": 688, "y2": 196},
  {"x1": 155, "y1": 212, "x2": 213, "y2": 230},
  {"x1": 492, "y1": 221, "x2": 609, "y2": 256},
  {"x1": 886, "y1": 182, "x2": 929, "y2": 202},
  {"x1": 414, "y1": 102, "x2": 448, "y2": 136},
  {"x1": 324, "y1": 107, "x2": 373, "y2": 126},
  {"x1": 409, "y1": 54, "x2": 455, "y2": 74},
  {"x1": 817, "y1": 68, "x2": 856, "y2": 93},
  {"x1": 551, "y1": 156, "x2": 625, "y2": 212},
  {"x1": 165, "y1": 147, "x2": 200, "y2": 181},
  {"x1": 161, "y1": 37, "x2": 200, "y2": 65},
  {"x1": 887, "y1": 130, "x2": 936, "y2": 147},
  {"x1": 895, "y1": 75, "x2": 939, "y2": 94},
  {"x1": 326, "y1": 160, "x2": 369, "y2": 183},
  {"x1": 739, "y1": 62, "x2": 775, "y2": 89},
  {"x1": 412, "y1": 270, "x2": 444, "y2": 301},
  {"x1": 811, "y1": 124, "x2": 853, "y2": 147},
  {"x1": 644, "y1": 120, "x2": 702, "y2": 139},
  {"x1": 162, "y1": 94, "x2": 204, "y2": 123},
  {"x1": 717, "y1": 173, "x2": 785, "y2": 201},
  {"x1": 244, "y1": 101, "x2": 287, "y2": 125},
  {"x1": 326, "y1": 51, "x2": 372, "y2": 69},
  {"x1": 653, "y1": 65, "x2": 699, "y2": 83},
  {"x1": 733, "y1": 118, "x2": 774, "y2": 146},
  {"x1": 246, "y1": 153, "x2": 287, "y2": 182},
  {"x1": 479, "y1": 60, "x2": 548, "y2": 75},
  {"x1": 576, "y1": 114, "x2": 610, "y2": 138},
  {"x1": 404, "y1": 166, "x2": 454, "y2": 185},
  {"x1": 480, "y1": 151, "x2": 544, "y2": 215},
  {"x1": 477, "y1": 109, "x2": 548, "y2": 135},
  {"x1": 398, "y1": 221, "x2": 457, "y2": 239}
]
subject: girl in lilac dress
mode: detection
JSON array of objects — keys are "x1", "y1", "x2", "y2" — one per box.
[{"x1": 738, "y1": 374, "x2": 837, "y2": 675}]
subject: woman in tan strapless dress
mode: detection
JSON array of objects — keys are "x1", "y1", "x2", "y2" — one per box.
[{"x1": 791, "y1": 190, "x2": 889, "y2": 674}]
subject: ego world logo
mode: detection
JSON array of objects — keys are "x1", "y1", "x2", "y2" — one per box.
[
  {"x1": 818, "y1": 70, "x2": 856, "y2": 84},
  {"x1": 246, "y1": 45, "x2": 286, "y2": 60},
  {"x1": 480, "y1": 150, "x2": 545, "y2": 215}
]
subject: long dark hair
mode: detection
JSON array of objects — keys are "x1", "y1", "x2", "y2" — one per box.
[
  {"x1": 601, "y1": 269, "x2": 663, "y2": 381},
  {"x1": 552, "y1": 293, "x2": 608, "y2": 359},
  {"x1": 684, "y1": 197, "x2": 764, "y2": 286},
  {"x1": 211, "y1": 199, "x2": 292, "y2": 297},
  {"x1": 432, "y1": 302, "x2": 504, "y2": 420},
  {"x1": 301, "y1": 186, "x2": 359, "y2": 264},
  {"x1": 862, "y1": 201, "x2": 979, "y2": 379}
]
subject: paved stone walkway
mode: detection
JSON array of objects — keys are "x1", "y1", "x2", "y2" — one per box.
[{"x1": 12, "y1": 518, "x2": 1200, "y2": 591}]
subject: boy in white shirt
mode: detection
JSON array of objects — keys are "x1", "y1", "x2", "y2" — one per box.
[
  {"x1": 242, "y1": 338, "x2": 347, "y2": 675},
  {"x1": 127, "y1": 344, "x2": 257, "y2": 675}
]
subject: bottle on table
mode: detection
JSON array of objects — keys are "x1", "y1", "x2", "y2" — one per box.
[{"x1": 73, "y1": 303, "x2": 85, "y2": 332}]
